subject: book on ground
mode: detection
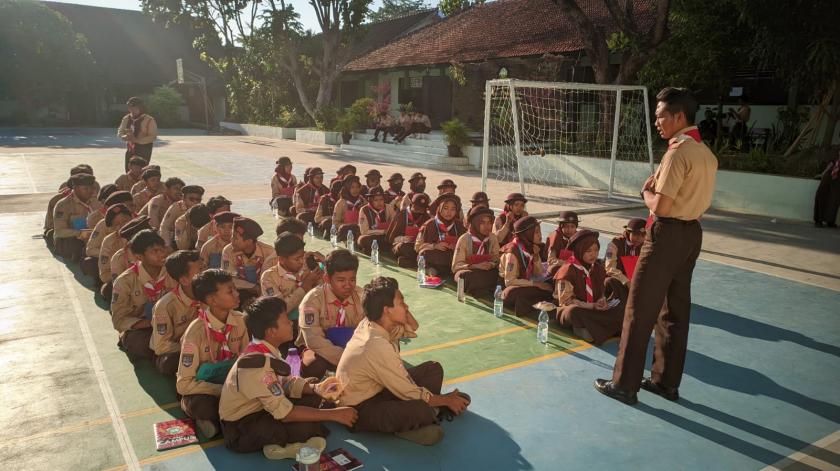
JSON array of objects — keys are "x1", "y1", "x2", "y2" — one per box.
[{"x1": 154, "y1": 418, "x2": 198, "y2": 451}]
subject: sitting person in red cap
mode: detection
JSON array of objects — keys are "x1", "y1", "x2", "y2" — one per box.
[
  {"x1": 201, "y1": 211, "x2": 239, "y2": 269},
  {"x1": 604, "y1": 217, "x2": 647, "y2": 304},
  {"x1": 494, "y1": 193, "x2": 529, "y2": 246},
  {"x1": 332, "y1": 175, "x2": 366, "y2": 244},
  {"x1": 221, "y1": 217, "x2": 277, "y2": 309},
  {"x1": 452, "y1": 207, "x2": 500, "y2": 297},
  {"x1": 546, "y1": 211, "x2": 579, "y2": 276},
  {"x1": 399, "y1": 172, "x2": 428, "y2": 211},
  {"x1": 329, "y1": 164, "x2": 357, "y2": 186},
  {"x1": 315, "y1": 180, "x2": 343, "y2": 238},
  {"x1": 385, "y1": 173, "x2": 405, "y2": 212},
  {"x1": 361, "y1": 169, "x2": 383, "y2": 195},
  {"x1": 294, "y1": 167, "x2": 328, "y2": 224},
  {"x1": 499, "y1": 216, "x2": 553, "y2": 317},
  {"x1": 387, "y1": 193, "x2": 431, "y2": 268},
  {"x1": 415, "y1": 194, "x2": 465, "y2": 277},
  {"x1": 554, "y1": 229, "x2": 624, "y2": 344},
  {"x1": 271, "y1": 157, "x2": 297, "y2": 217},
  {"x1": 358, "y1": 187, "x2": 396, "y2": 255}
]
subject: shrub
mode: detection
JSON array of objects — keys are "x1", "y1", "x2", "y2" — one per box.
[
  {"x1": 441, "y1": 118, "x2": 470, "y2": 148},
  {"x1": 146, "y1": 85, "x2": 184, "y2": 127}
]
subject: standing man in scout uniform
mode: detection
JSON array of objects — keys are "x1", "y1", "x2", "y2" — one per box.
[
  {"x1": 151, "y1": 250, "x2": 204, "y2": 376},
  {"x1": 337, "y1": 277, "x2": 470, "y2": 445},
  {"x1": 118, "y1": 97, "x2": 157, "y2": 171},
  {"x1": 53, "y1": 173, "x2": 98, "y2": 262},
  {"x1": 177, "y1": 269, "x2": 249, "y2": 439},
  {"x1": 196, "y1": 195, "x2": 233, "y2": 250},
  {"x1": 297, "y1": 249, "x2": 365, "y2": 379},
  {"x1": 603, "y1": 217, "x2": 647, "y2": 304},
  {"x1": 161, "y1": 184, "x2": 204, "y2": 248},
  {"x1": 595, "y1": 87, "x2": 718, "y2": 405},
  {"x1": 146, "y1": 177, "x2": 185, "y2": 230},
  {"x1": 221, "y1": 217, "x2": 276, "y2": 308},
  {"x1": 115, "y1": 156, "x2": 147, "y2": 192}
]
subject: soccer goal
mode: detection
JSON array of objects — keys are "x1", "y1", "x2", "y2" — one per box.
[{"x1": 481, "y1": 79, "x2": 655, "y2": 214}]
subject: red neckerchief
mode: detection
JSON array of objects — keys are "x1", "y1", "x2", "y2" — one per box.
[
  {"x1": 173, "y1": 285, "x2": 201, "y2": 309},
  {"x1": 434, "y1": 216, "x2": 458, "y2": 241},
  {"x1": 244, "y1": 340, "x2": 274, "y2": 357},
  {"x1": 685, "y1": 128, "x2": 702, "y2": 142},
  {"x1": 197, "y1": 308, "x2": 234, "y2": 362},
  {"x1": 469, "y1": 230, "x2": 489, "y2": 255},
  {"x1": 345, "y1": 197, "x2": 363, "y2": 210},
  {"x1": 513, "y1": 236, "x2": 534, "y2": 279},
  {"x1": 568, "y1": 255, "x2": 594, "y2": 302},
  {"x1": 99, "y1": 206, "x2": 107, "y2": 216},
  {"x1": 127, "y1": 114, "x2": 146, "y2": 152},
  {"x1": 275, "y1": 172, "x2": 293, "y2": 188},
  {"x1": 236, "y1": 251, "x2": 264, "y2": 280},
  {"x1": 60, "y1": 187, "x2": 72, "y2": 198},
  {"x1": 131, "y1": 264, "x2": 168, "y2": 302},
  {"x1": 364, "y1": 204, "x2": 387, "y2": 226}
]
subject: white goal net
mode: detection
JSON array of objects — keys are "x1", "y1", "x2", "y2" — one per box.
[{"x1": 481, "y1": 79, "x2": 655, "y2": 214}]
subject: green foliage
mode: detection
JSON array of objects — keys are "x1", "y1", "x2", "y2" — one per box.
[
  {"x1": 368, "y1": 0, "x2": 429, "y2": 22},
  {"x1": 145, "y1": 85, "x2": 184, "y2": 127},
  {"x1": 277, "y1": 106, "x2": 310, "y2": 128},
  {"x1": 446, "y1": 63, "x2": 467, "y2": 86},
  {"x1": 441, "y1": 118, "x2": 470, "y2": 148},
  {"x1": 315, "y1": 107, "x2": 341, "y2": 131},
  {"x1": 438, "y1": 0, "x2": 484, "y2": 17},
  {"x1": 334, "y1": 97, "x2": 376, "y2": 133}
]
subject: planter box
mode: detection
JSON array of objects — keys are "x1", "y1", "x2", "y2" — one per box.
[
  {"x1": 219, "y1": 122, "x2": 298, "y2": 139},
  {"x1": 295, "y1": 129, "x2": 342, "y2": 146}
]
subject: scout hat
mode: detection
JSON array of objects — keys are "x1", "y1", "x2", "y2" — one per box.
[
  {"x1": 513, "y1": 216, "x2": 538, "y2": 234},
  {"x1": 558, "y1": 211, "x2": 580, "y2": 225},
  {"x1": 187, "y1": 204, "x2": 211, "y2": 228},
  {"x1": 275, "y1": 156, "x2": 292, "y2": 167},
  {"x1": 69, "y1": 173, "x2": 96, "y2": 188},
  {"x1": 566, "y1": 229, "x2": 600, "y2": 258},
  {"x1": 234, "y1": 217, "x2": 263, "y2": 240},
  {"x1": 437, "y1": 179, "x2": 457, "y2": 190},
  {"x1": 71, "y1": 164, "x2": 94, "y2": 176},
  {"x1": 98, "y1": 184, "x2": 118, "y2": 202},
  {"x1": 308, "y1": 167, "x2": 325, "y2": 177},
  {"x1": 408, "y1": 172, "x2": 426, "y2": 182},
  {"x1": 366, "y1": 186, "x2": 386, "y2": 198},
  {"x1": 431, "y1": 193, "x2": 461, "y2": 213},
  {"x1": 182, "y1": 185, "x2": 205, "y2": 196},
  {"x1": 213, "y1": 211, "x2": 239, "y2": 225},
  {"x1": 411, "y1": 193, "x2": 431, "y2": 209},
  {"x1": 624, "y1": 217, "x2": 647, "y2": 233},
  {"x1": 119, "y1": 215, "x2": 151, "y2": 240},
  {"x1": 387, "y1": 172, "x2": 404, "y2": 183},
  {"x1": 338, "y1": 164, "x2": 357, "y2": 175},
  {"x1": 504, "y1": 192, "x2": 528, "y2": 205},
  {"x1": 470, "y1": 191, "x2": 489, "y2": 204},
  {"x1": 141, "y1": 168, "x2": 161, "y2": 180},
  {"x1": 365, "y1": 169, "x2": 382, "y2": 178},
  {"x1": 105, "y1": 204, "x2": 132, "y2": 227},
  {"x1": 467, "y1": 206, "x2": 494, "y2": 224},
  {"x1": 104, "y1": 190, "x2": 133, "y2": 207}
]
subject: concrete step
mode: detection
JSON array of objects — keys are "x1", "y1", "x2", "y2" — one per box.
[
  {"x1": 349, "y1": 137, "x2": 448, "y2": 154},
  {"x1": 362, "y1": 129, "x2": 446, "y2": 142},
  {"x1": 339, "y1": 144, "x2": 474, "y2": 172},
  {"x1": 353, "y1": 133, "x2": 449, "y2": 150}
]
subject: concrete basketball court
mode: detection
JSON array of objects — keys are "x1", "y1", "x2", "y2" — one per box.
[{"x1": 1, "y1": 128, "x2": 838, "y2": 470}]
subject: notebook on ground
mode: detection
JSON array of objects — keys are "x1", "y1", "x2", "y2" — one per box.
[{"x1": 154, "y1": 418, "x2": 198, "y2": 451}]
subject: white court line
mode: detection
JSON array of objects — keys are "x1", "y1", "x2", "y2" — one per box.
[
  {"x1": 58, "y1": 263, "x2": 140, "y2": 470},
  {"x1": 20, "y1": 153, "x2": 37, "y2": 193},
  {"x1": 761, "y1": 429, "x2": 840, "y2": 471}
]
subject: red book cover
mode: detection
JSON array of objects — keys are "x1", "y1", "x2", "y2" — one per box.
[
  {"x1": 154, "y1": 418, "x2": 198, "y2": 451},
  {"x1": 292, "y1": 448, "x2": 364, "y2": 471}
]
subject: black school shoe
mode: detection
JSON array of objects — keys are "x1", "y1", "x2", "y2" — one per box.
[
  {"x1": 640, "y1": 378, "x2": 679, "y2": 401},
  {"x1": 438, "y1": 392, "x2": 472, "y2": 422},
  {"x1": 593, "y1": 379, "x2": 638, "y2": 405}
]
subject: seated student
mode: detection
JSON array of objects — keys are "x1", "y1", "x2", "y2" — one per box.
[
  {"x1": 161, "y1": 184, "x2": 204, "y2": 248},
  {"x1": 370, "y1": 112, "x2": 395, "y2": 143},
  {"x1": 465, "y1": 191, "x2": 489, "y2": 225},
  {"x1": 297, "y1": 249, "x2": 365, "y2": 379},
  {"x1": 331, "y1": 175, "x2": 366, "y2": 243},
  {"x1": 53, "y1": 173, "x2": 98, "y2": 262},
  {"x1": 132, "y1": 167, "x2": 162, "y2": 212},
  {"x1": 555, "y1": 229, "x2": 624, "y2": 344},
  {"x1": 95, "y1": 205, "x2": 136, "y2": 299},
  {"x1": 394, "y1": 112, "x2": 432, "y2": 144},
  {"x1": 429, "y1": 179, "x2": 464, "y2": 222},
  {"x1": 86, "y1": 184, "x2": 118, "y2": 229},
  {"x1": 361, "y1": 169, "x2": 383, "y2": 195},
  {"x1": 452, "y1": 207, "x2": 500, "y2": 296},
  {"x1": 387, "y1": 193, "x2": 431, "y2": 268},
  {"x1": 494, "y1": 193, "x2": 529, "y2": 246},
  {"x1": 314, "y1": 180, "x2": 342, "y2": 237},
  {"x1": 129, "y1": 164, "x2": 160, "y2": 195},
  {"x1": 115, "y1": 156, "x2": 146, "y2": 192},
  {"x1": 415, "y1": 194, "x2": 465, "y2": 277},
  {"x1": 329, "y1": 164, "x2": 356, "y2": 187},
  {"x1": 177, "y1": 269, "x2": 249, "y2": 439},
  {"x1": 146, "y1": 177, "x2": 185, "y2": 230},
  {"x1": 260, "y1": 232, "x2": 323, "y2": 331},
  {"x1": 222, "y1": 217, "x2": 276, "y2": 308},
  {"x1": 337, "y1": 277, "x2": 470, "y2": 445},
  {"x1": 44, "y1": 165, "x2": 99, "y2": 243},
  {"x1": 201, "y1": 211, "x2": 239, "y2": 269},
  {"x1": 603, "y1": 217, "x2": 646, "y2": 304},
  {"x1": 111, "y1": 229, "x2": 175, "y2": 360},
  {"x1": 102, "y1": 215, "x2": 152, "y2": 299},
  {"x1": 399, "y1": 172, "x2": 428, "y2": 211},
  {"x1": 546, "y1": 211, "x2": 579, "y2": 276},
  {"x1": 358, "y1": 187, "x2": 395, "y2": 255},
  {"x1": 384, "y1": 173, "x2": 405, "y2": 211},
  {"x1": 219, "y1": 297, "x2": 358, "y2": 458},
  {"x1": 499, "y1": 217, "x2": 553, "y2": 317},
  {"x1": 196, "y1": 195, "x2": 232, "y2": 251},
  {"x1": 84, "y1": 190, "x2": 134, "y2": 280},
  {"x1": 275, "y1": 216, "x2": 307, "y2": 238},
  {"x1": 152, "y1": 250, "x2": 204, "y2": 376},
  {"x1": 294, "y1": 167, "x2": 328, "y2": 224},
  {"x1": 271, "y1": 157, "x2": 297, "y2": 217},
  {"x1": 175, "y1": 204, "x2": 211, "y2": 250}
]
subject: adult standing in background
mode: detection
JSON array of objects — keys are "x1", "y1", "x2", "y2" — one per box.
[
  {"x1": 118, "y1": 96, "x2": 158, "y2": 171},
  {"x1": 813, "y1": 149, "x2": 840, "y2": 228},
  {"x1": 595, "y1": 87, "x2": 718, "y2": 405}
]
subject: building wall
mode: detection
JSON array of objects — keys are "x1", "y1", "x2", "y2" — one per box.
[{"x1": 694, "y1": 104, "x2": 840, "y2": 145}]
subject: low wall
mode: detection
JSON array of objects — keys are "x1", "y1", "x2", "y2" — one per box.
[
  {"x1": 219, "y1": 122, "x2": 297, "y2": 139},
  {"x1": 295, "y1": 129, "x2": 342, "y2": 146}
]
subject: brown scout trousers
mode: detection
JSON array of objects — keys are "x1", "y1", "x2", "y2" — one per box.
[
  {"x1": 155, "y1": 352, "x2": 180, "y2": 376},
  {"x1": 352, "y1": 361, "x2": 443, "y2": 433},
  {"x1": 120, "y1": 327, "x2": 154, "y2": 359},
  {"x1": 182, "y1": 394, "x2": 220, "y2": 421},
  {"x1": 612, "y1": 219, "x2": 702, "y2": 391},
  {"x1": 503, "y1": 285, "x2": 554, "y2": 317},
  {"x1": 221, "y1": 395, "x2": 328, "y2": 453},
  {"x1": 455, "y1": 269, "x2": 500, "y2": 296},
  {"x1": 299, "y1": 353, "x2": 334, "y2": 380}
]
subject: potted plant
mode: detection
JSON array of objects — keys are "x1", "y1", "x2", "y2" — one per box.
[
  {"x1": 336, "y1": 115, "x2": 356, "y2": 144},
  {"x1": 441, "y1": 118, "x2": 470, "y2": 157}
]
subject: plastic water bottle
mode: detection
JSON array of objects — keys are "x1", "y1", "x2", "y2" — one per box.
[
  {"x1": 417, "y1": 255, "x2": 426, "y2": 284},
  {"x1": 286, "y1": 347, "x2": 301, "y2": 376},
  {"x1": 347, "y1": 230, "x2": 355, "y2": 254},
  {"x1": 330, "y1": 225, "x2": 338, "y2": 248},
  {"x1": 306, "y1": 222, "x2": 314, "y2": 239},
  {"x1": 371, "y1": 239, "x2": 380, "y2": 265},
  {"x1": 537, "y1": 310, "x2": 549, "y2": 344},
  {"x1": 457, "y1": 276, "x2": 465, "y2": 302},
  {"x1": 493, "y1": 285, "x2": 504, "y2": 318},
  {"x1": 296, "y1": 446, "x2": 321, "y2": 471}
]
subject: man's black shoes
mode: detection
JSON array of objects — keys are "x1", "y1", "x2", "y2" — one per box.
[
  {"x1": 641, "y1": 378, "x2": 679, "y2": 401},
  {"x1": 593, "y1": 379, "x2": 638, "y2": 405}
]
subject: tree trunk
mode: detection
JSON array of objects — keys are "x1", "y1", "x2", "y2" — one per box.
[{"x1": 819, "y1": 80, "x2": 840, "y2": 148}]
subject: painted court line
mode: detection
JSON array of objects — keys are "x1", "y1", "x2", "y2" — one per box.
[
  {"x1": 400, "y1": 325, "x2": 531, "y2": 357},
  {"x1": 761, "y1": 429, "x2": 840, "y2": 471},
  {"x1": 59, "y1": 264, "x2": 140, "y2": 471},
  {"x1": 103, "y1": 439, "x2": 226, "y2": 471}
]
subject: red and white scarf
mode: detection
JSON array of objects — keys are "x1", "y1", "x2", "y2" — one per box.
[
  {"x1": 198, "y1": 308, "x2": 234, "y2": 362},
  {"x1": 568, "y1": 255, "x2": 594, "y2": 302},
  {"x1": 470, "y1": 233, "x2": 489, "y2": 255},
  {"x1": 332, "y1": 298, "x2": 349, "y2": 327},
  {"x1": 364, "y1": 204, "x2": 387, "y2": 226},
  {"x1": 173, "y1": 285, "x2": 200, "y2": 310},
  {"x1": 132, "y1": 264, "x2": 168, "y2": 302},
  {"x1": 244, "y1": 339, "x2": 274, "y2": 357},
  {"x1": 236, "y1": 253, "x2": 264, "y2": 280},
  {"x1": 275, "y1": 172, "x2": 294, "y2": 188},
  {"x1": 434, "y1": 217, "x2": 457, "y2": 241}
]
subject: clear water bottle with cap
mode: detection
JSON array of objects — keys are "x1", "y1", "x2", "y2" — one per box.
[
  {"x1": 347, "y1": 230, "x2": 355, "y2": 254},
  {"x1": 417, "y1": 255, "x2": 426, "y2": 284},
  {"x1": 371, "y1": 239, "x2": 380, "y2": 266},
  {"x1": 329, "y1": 225, "x2": 338, "y2": 248},
  {"x1": 296, "y1": 445, "x2": 321, "y2": 471},
  {"x1": 493, "y1": 285, "x2": 504, "y2": 318},
  {"x1": 537, "y1": 309, "x2": 549, "y2": 344},
  {"x1": 286, "y1": 347, "x2": 301, "y2": 376},
  {"x1": 457, "y1": 276, "x2": 465, "y2": 302},
  {"x1": 307, "y1": 222, "x2": 315, "y2": 239}
]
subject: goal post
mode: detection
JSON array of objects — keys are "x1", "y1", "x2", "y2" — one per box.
[{"x1": 482, "y1": 79, "x2": 655, "y2": 214}]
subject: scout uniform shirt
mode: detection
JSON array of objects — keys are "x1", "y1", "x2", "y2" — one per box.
[
  {"x1": 294, "y1": 183, "x2": 328, "y2": 215},
  {"x1": 195, "y1": 221, "x2": 214, "y2": 251},
  {"x1": 271, "y1": 173, "x2": 298, "y2": 199},
  {"x1": 555, "y1": 259, "x2": 607, "y2": 306},
  {"x1": 219, "y1": 339, "x2": 313, "y2": 422},
  {"x1": 53, "y1": 192, "x2": 96, "y2": 239},
  {"x1": 451, "y1": 232, "x2": 500, "y2": 272},
  {"x1": 415, "y1": 217, "x2": 464, "y2": 254},
  {"x1": 111, "y1": 262, "x2": 176, "y2": 334},
  {"x1": 260, "y1": 262, "x2": 310, "y2": 319},
  {"x1": 85, "y1": 218, "x2": 113, "y2": 258},
  {"x1": 337, "y1": 318, "x2": 427, "y2": 407},
  {"x1": 115, "y1": 172, "x2": 141, "y2": 192},
  {"x1": 99, "y1": 231, "x2": 127, "y2": 283},
  {"x1": 151, "y1": 285, "x2": 201, "y2": 356},
  {"x1": 133, "y1": 187, "x2": 160, "y2": 215},
  {"x1": 221, "y1": 241, "x2": 277, "y2": 291},
  {"x1": 604, "y1": 235, "x2": 640, "y2": 285},
  {"x1": 174, "y1": 212, "x2": 198, "y2": 250},
  {"x1": 130, "y1": 180, "x2": 146, "y2": 196},
  {"x1": 176, "y1": 309, "x2": 248, "y2": 397},
  {"x1": 359, "y1": 204, "x2": 396, "y2": 236},
  {"x1": 298, "y1": 284, "x2": 366, "y2": 366},
  {"x1": 146, "y1": 193, "x2": 178, "y2": 230},
  {"x1": 44, "y1": 189, "x2": 71, "y2": 234},
  {"x1": 200, "y1": 234, "x2": 228, "y2": 269},
  {"x1": 86, "y1": 206, "x2": 107, "y2": 229},
  {"x1": 546, "y1": 231, "x2": 573, "y2": 269},
  {"x1": 110, "y1": 246, "x2": 135, "y2": 281},
  {"x1": 332, "y1": 197, "x2": 366, "y2": 227},
  {"x1": 654, "y1": 126, "x2": 718, "y2": 221},
  {"x1": 314, "y1": 194, "x2": 336, "y2": 224},
  {"x1": 499, "y1": 246, "x2": 546, "y2": 288},
  {"x1": 160, "y1": 201, "x2": 189, "y2": 247}
]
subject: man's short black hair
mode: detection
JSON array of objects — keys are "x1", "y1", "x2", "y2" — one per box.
[
  {"x1": 206, "y1": 195, "x2": 232, "y2": 213},
  {"x1": 275, "y1": 217, "x2": 307, "y2": 236},
  {"x1": 363, "y1": 277, "x2": 399, "y2": 322},
  {"x1": 325, "y1": 249, "x2": 358, "y2": 276},
  {"x1": 274, "y1": 231, "x2": 305, "y2": 257},
  {"x1": 164, "y1": 177, "x2": 185, "y2": 189},
  {"x1": 130, "y1": 229, "x2": 165, "y2": 255},
  {"x1": 128, "y1": 156, "x2": 147, "y2": 168},
  {"x1": 165, "y1": 250, "x2": 201, "y2": 280},
  {"x1": 245, "y1": 296, "x2": 288, "y2": 340},
  {"x1": 191, "y1": 269, "x2": 233, "y2": 303},
  {"x1": 656, "y1": 87, "x2": 698, "y2": 125}
]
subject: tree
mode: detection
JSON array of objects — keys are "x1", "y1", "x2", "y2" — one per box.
[
  {"x1": 0, "y1": 0, "x2": 95, "y2": 121},
  {"x1": 438, "y1": 0, "x2": 483, "y2": 17},
  {"x1": 369, "y1": 0, "x2": 429, "y2": 22},
  {"x1": 551, "y1": 0, "x2": 671, "y2": 84}
]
